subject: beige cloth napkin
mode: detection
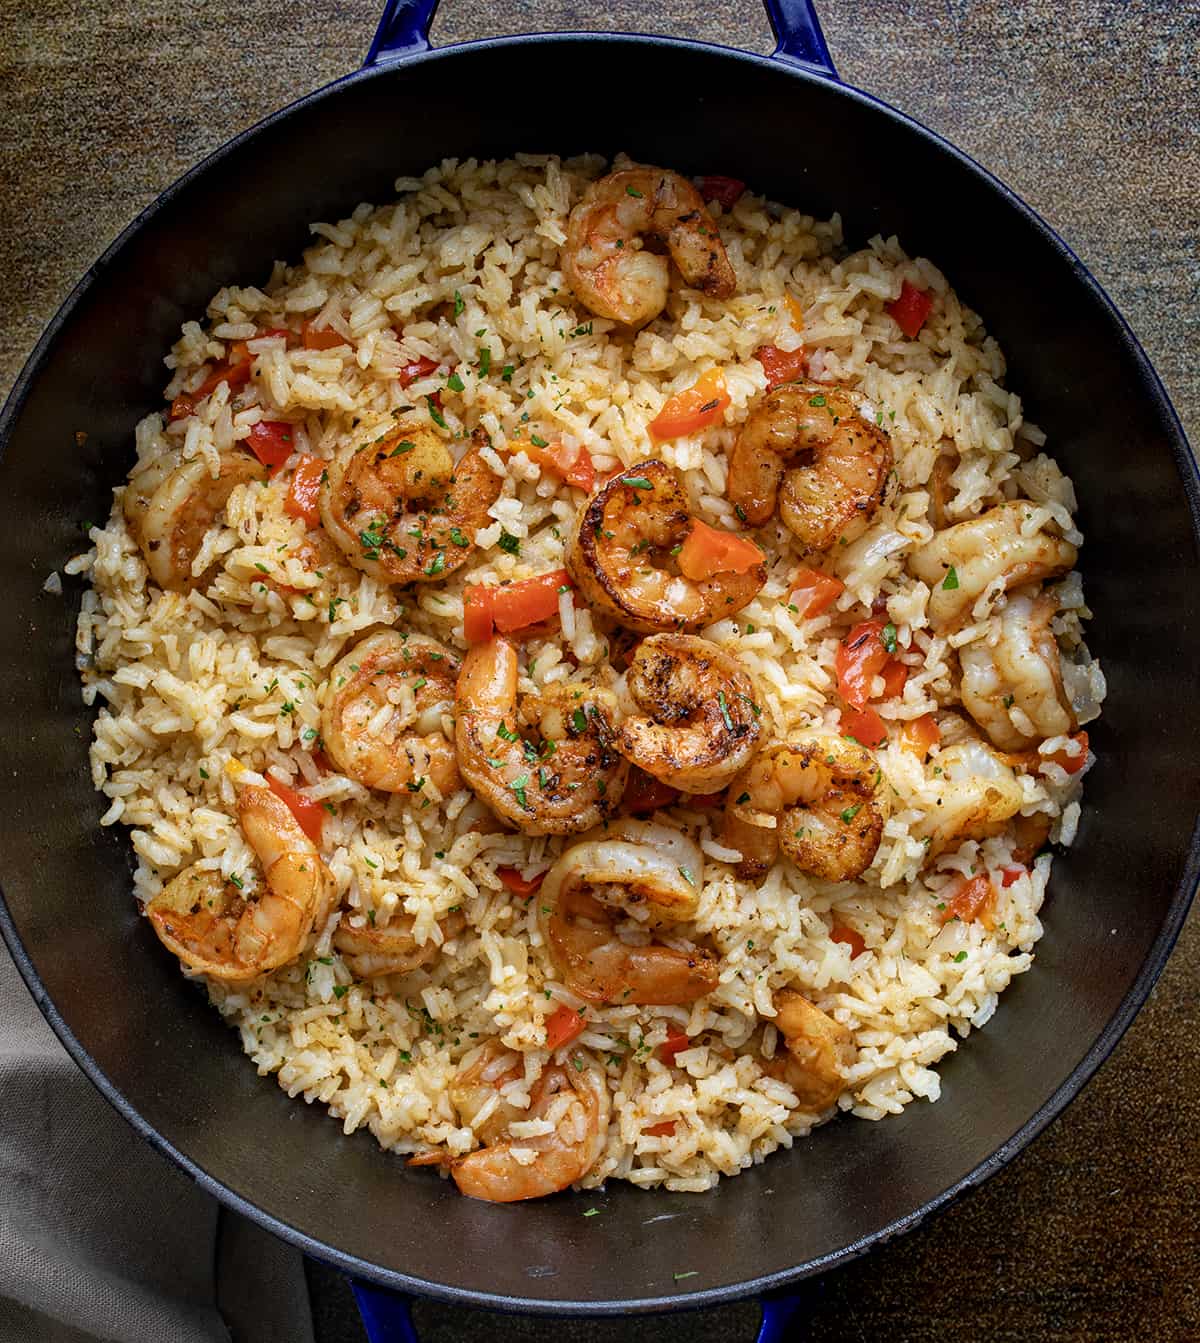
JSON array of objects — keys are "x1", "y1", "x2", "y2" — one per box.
[{"x1": 0, "y1": 948, "x2": 317, "y2": 1343}]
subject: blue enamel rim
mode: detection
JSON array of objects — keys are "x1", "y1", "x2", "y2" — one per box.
[{"x1": 1, "y1": 24, "x2": 1197, "y2": 1321}]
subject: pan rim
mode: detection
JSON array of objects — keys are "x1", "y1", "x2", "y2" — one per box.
[{"x1": 1, "y1": 27, "x2": 1197, "y2": 1316}]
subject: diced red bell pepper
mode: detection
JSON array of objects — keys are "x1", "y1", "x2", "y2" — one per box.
[
  {"x1": 463, "y1": 584, "x2": 497, "y2": 643},
  {"x1": 494, "y1": 570, "x2": 573, "y2": 634},
  {"x1": 398, "y1": 355, "x2": 440, "y2": 387},
  {"x1": 790, "y1": 567, "x2": 845, "y2": 617},
  {"x1": 284, "y1": 455, "x2": 325, "y2": 527},
  {"x1": 649, "y1": 368, "x2": 730, "y2": 439},
  {"x1": 643, "y1": 1120, "x2": 678, "y2": 1137},
  {"x1": 886, "y1": 281, "x2": 934, "y2": 340},
  {"x1": 301, "y1": 320, "x2": 350, "y2": 351},
  {"x1": 677, "y1": 520, "x2": 765, "y2": 581},
  {"x1": 899, "y1": 713, "x2": 940, "y2": 759},
  {"x1": 1045, "y1": 730, "x2": 1090, "y2": 775},
  {"x1": 755, "y1": 344, "x2": 809, "y2": 390},
  {"x1": 266, "y1": 775, "x2": 325, "y2": 846},
  {"x1": 658, "y1": 1027, "x2": 691, "y2": 1064},
  {"x1": 545, "y1": 1004, "x2": 586, "y2": 1050},
  {"x1": 698, "y1": 175, "x2": 746, "y2": 209},
  {"x1": 999, "y1": 864, "x2": 1026, "y2": 889},
  {"x1": 245, "y1": 420, "x2": 297, "y2": 470},
  {"x1": 497, "y1": 866, "x2": 546, "y2": 898},
  {"x1": 878, "y1": 660, "x2": 909, "y2": 699},
  {"x1": 940, "y1": 874, "x2": 996, "y2": 929},
  {"x1": 840, "y1": 704, "x2": 888, "y2": 749},
  {"x1": 836, "y1": 619, "x2": 891, "y2": 710},
  {"x1": 830, "y1": 923, "x2": 866, "y2": 958},
  {"x1": 169, "y1": 341, "x2": 254, "y2": 420}
]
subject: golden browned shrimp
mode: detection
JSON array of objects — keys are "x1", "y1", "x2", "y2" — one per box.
[
  {"x1": 915, "y1": 739, "x2": 1025, "y2": 857},
  {"x1": 909, "y1": 501, "x2": 1077, "y2": 630},
  {"x1": 124, "y1": 449, "x2": 262, "y2": 589},
  {"x1": 616, "y1": 633, "x2": 762, "y2": 792},
  {"x1": 146, "y1": 785, "x2": 335, "y2": 981},
  {"x1": 562, "y1": 165, "x2": 736, "y2": 327},
  {"x1": 320, "y1": 421, "x2": 501, "y2": 585},
  {"x1": 722, "y1": 735, "x2": 889, "y2": 881},
  {"x1": 538, "y1": 819, "x2": 719, "y2": 1005},
  {"x1": 567, "y1": 461, "x2": 766, "y2": 633},
  {"x1": 959, "y1": 591, "x2": 1075, "y2": 751},
  {"x1": 455, "y1": 638, "x2": 627, "y2": 835},
  {"x1": 321, "y1": 631, "x2": 460, "y2": 796},
  {"x1": 726, "y1": 383, "x2": 893, "y2": 553},
  {"x1": 765, "y1": 989, "x2": 853, "y2": 1113},
  {"x1": 450, "y1": 1048, "x2": 611, "y2": 1202},
  {"x1": 333, "y1": 910, "x2": 466, "y2": 978}
]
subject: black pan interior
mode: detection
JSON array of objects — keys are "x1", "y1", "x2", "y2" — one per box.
[{"x1": 1, "y1": 35, "x2": 1197, "y2": 1313}]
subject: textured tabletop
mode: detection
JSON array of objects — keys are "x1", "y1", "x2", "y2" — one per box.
[{"x1": 2, "y1": 1, "x2": 1198, "y2": 1339}]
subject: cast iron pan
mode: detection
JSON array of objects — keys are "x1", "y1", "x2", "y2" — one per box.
[{"x1": 0, "y1": 1, "x2": 1197, "y2": 1337}]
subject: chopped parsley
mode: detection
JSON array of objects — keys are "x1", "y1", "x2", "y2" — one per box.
[
  {"x1": 571, "y1": 707, "x2": 587, "y2": 734},
  {"x1": 625, "y1": 186, "x2": 644, "y2": 198},
  {"x1": 426, "y1": 395, "x2": 447, "y2": 429},
  {"x1": 425, "y1": 551, "x2": 445, "y2": 577},
  {"x1": 498, "y1": 530, "x2": 521, "y2": 556},
  {"x1": 453, "y1": 290, "x2": 464, "y2": 316},
  {"x1": 511, "y1": 774, "x2": 530, "y2": 809},
  {"x1": 477, "y1": 347, "x2": 491, "y2": 376},
  {"x1": 501, "y1": 364, "x2": 515, "y2": 383},
  {"x1": 621, "y1": 475, "x2": 653, "y2": 490},
  {"x1": 717, "y1": 689, "x2": 734, "y2": 732},
  {"x1": 332, "y1": 984, "x2": 349, "y2": 999},
  {"x1": 840, "y1": 803, "x2": 863, "y2": 823},
  {"x1": 678, "y1": 866, "x2": 696, "y2": 886},
  {"x1": 942, "y1": 565, "x2": 960, "y2": 591},
  {"x1": 953, "y1": 950, "x2": 968, "y2": 963},
  {"x1": 583, "y1": 1208, "x2": 600, "y2": 1218},
  {"x1": 882, "y1": 622, "x2": 898, "y2": 655},
  {"x1": 447, "y1": 372, "x2": 465, "y2": 393},
  {"x1": 808, "y1": 394, "x2": 827, "y2": 407},
  {"x1": 388, "y1": 439, "x2": 415, "y2": 456}
]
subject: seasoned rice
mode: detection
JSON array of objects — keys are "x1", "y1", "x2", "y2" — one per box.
[{"x1": 69, "y1": 153, "x2": 1102, "y2": 1194}]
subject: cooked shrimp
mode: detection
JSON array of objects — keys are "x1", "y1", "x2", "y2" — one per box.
[
  {"x1": 124, "y1": 448, "x2": 262, "y2": 589},
  {"x1": 616, "y1": 633, "x2": 762, "y2": 791},
  {"x1": 333, "y1": 910, "x2": 465, "y2": 978},
  {"x1": 321, "y1": 631, "x2": 460, "y2": 795},
  {"x1": 722, "y1": 735, "x2": 889, "y2": 881},
  {"x1": 765, "y1": 989, "x2": 853, "y2": 1113},
  {"x1": 455, "y1": 638, "x2": 627, "y2": 835},
  {"x1": 562, "y1": 165, "x2": 736, "y2": 327},
  {"x1": 146, "y1": 785, "x2": 335, "y2": 981},
  {"x1": 909, "y1": 501, "x2": 1077, "y2": 630},
  {"x1": 450, "y1": 1049, "x2": 610, "y2": 1202},
  {"x1": 960, "y1": 591, "x2": 1075, "y2": 751},
  {"x1": 726, "y1": 383, "x2": 892, "y2": 552},
  {"x1": 320, "y1": 421, "x2": 501, "y2": 585},
  {"x1": 538, "y1": 819, "x2": 718, "y2": 1005},
  {"x1": 567, "y1": 461, "x2": 766, "y2": 633},
  {"x1": 448, "y1": 1038, "x2": 525, "y2": 1145},
  {"x1": 915, "y1": 739, "x2": 1025, "y2": 857}
]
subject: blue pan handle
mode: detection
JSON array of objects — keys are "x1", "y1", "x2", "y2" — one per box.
[
  {"x1": 356, "y1": 0, "x2": 830, "y2": 1335},
  {"x1": 353, "y1": 1279, "x2": 806, "y2": 1340},
  {"x1": 365, "y1": 0, "x2": 837, "y2": 80}
]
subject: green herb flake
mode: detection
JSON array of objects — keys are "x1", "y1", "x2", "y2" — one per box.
[
  {"x1": 198, "y1": 767, "x2": 209, "y2": 780},
  {"x1": 571, "y1": 707, "x2": 587, "y2": 734},
  {"x1": 332, "y1": 985, "x2": 349, "y2": 999},
  {"x1": 511, "y1": 773, "x2": 530, "y2": 810},
  {"x1": 678, "y1": 866, "x2": 696, "y2": 886},
  {"x1": 425, "y1": 551, "x2": 445, "y2": 577},
  {"x1": 717, "y1": 689, "x2": 734, "y2": 732},
  {"x1": 621, "y1": 476, "x2": 653, "y2": 490},
  {"x1": 840, "y1": 803, "x2": 863, "y2": 823},
  {"x1": 501, "y1": 364, "x2": 515, "y2": 383},
  {"x1": 447, "y1": 372, "x2": 465, "y2": 393},
  {"x1": 228, "y1": 873, "x2": 244, "y2": 890},
  {"x1": 426, "y1": 396, "x2": 447, "y2": 429},
  {"x1": 953, "y1": 950, "x2": 968, "y2": 963},
  {"x1": 808, "y1": 394, "x2": 827, "y2": 407},
  {"x1": 478, "y1": 347, "x2": 491, "y2": 376},
  {"x1": 942, "y1": 565, "x2": 960, "y2": 591},
  {"x1": 498, "y1": 530, "x2": 521, "y2": 556},
  {"x1": 583, "y1": 1208, "x2": 600, "y2": 1218},
  {"x1": 673, "y1": 1271, "x2": 699, "y2": 1282},
  {"x1": 453, "y1": 290, "x2": 464, "y2": 316},
  {"x1": 882, "y1": 622, "x2": 898, "y2": 655},
  {"x1": 625, "y1": 186, "x2": 644, "y2": 198},
  {"x1": 736, "y1": 791, "x2": 750, "y2": 805}
]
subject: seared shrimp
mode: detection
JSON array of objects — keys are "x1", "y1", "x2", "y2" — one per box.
[
  {"x1": 726, "y1": 384, "x2": 893, "y2": 552},
  {"x1": 722, "y1": 735, "x2": 889, "y2": 881},
  {"x1": 567, "y1": 461, "x2": 766, "y2": 633},
  {"x1": 146, "y1": 785, "x2": 335, "y2": 981},
  {"x1": 321, "y1": 631, "x2": 460, "y2": 795},
  {"x1": 562, "y1": 165, "x2": 736, "y2": 327},
  {"x1": 616, "y1": 633, "x2": 762, "y2": 792},
  {"x1": 455, "y1": 638, "x2": 627, "y2": 835},
  {"x1": 960, "y1": 591, "x2": 1074, "y2": 751},
  {"x1": 333, "y1": 910, "x2": 466, "y2": 978},
  {"x1": 909, "y1": 501, "x2": 1077, "y2": 630},
  {"x1": 765, "y1": 989, "x2": 853, "y2": 1113},
  {"x1": 915, "y1": 739, "x2": 1025, "y2": 857},
  {"x1": 451, "y1": 1048, "x2": 610, "y2": 1202},
  {"x1": 538, "y1": 819, "x2": 719, "y2": 1005},
  {"x1": 124, "y1": 448, "x2": 262, "y2": 589},
  {"x1": 320, "y1": 421, "x2": 501, "y2": 585}
]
